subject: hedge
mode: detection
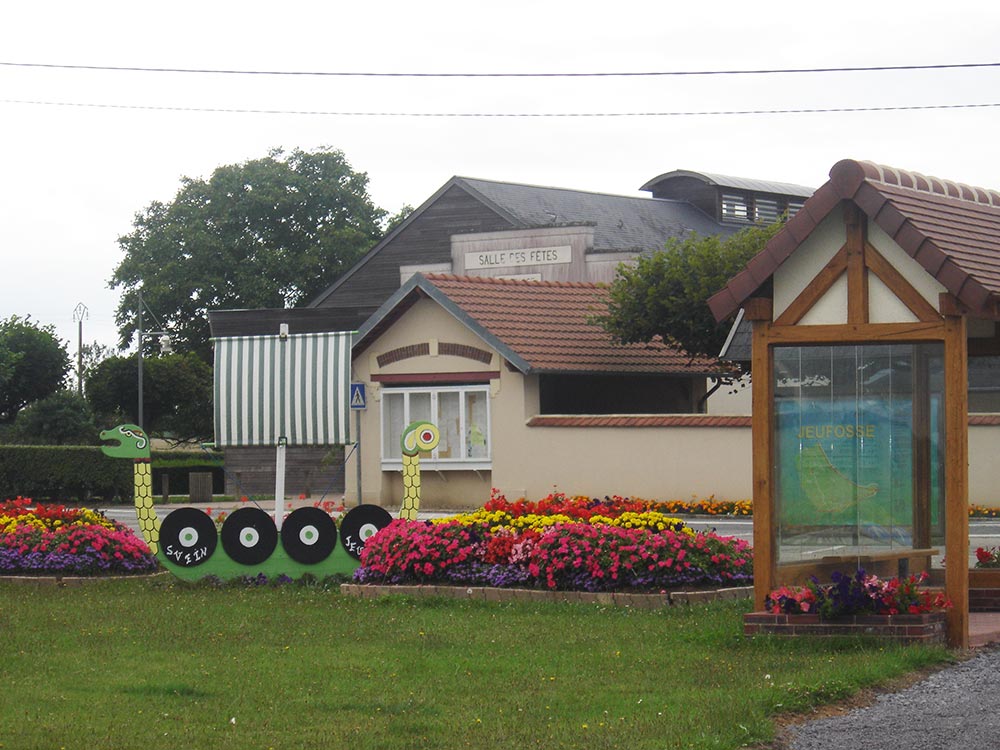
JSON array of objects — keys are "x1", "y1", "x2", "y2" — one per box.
[{"x1": 0, "y1": 446, "x2": 224, "y2": 503}]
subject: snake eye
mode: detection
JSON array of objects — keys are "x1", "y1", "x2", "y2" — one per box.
[{"x1": 420, "y1": 429, "x2": 434, "y2": 443}]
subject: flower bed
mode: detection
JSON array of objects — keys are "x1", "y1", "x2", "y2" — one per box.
[
  {"x1": 766, "y1": 570, "x2": 951, "y2": 618},
  {"x1": 746, "y1": 570, "x2": 951, "y2": 644},
  {"x1": 484, "y1": 490, "x2": 752, "y2": 518},
  {"x1": 473, "y1": 491, "x2": 1000, "y2": 518},
  {"x1": 355, "y1": 495, "x2": 753, "y2": 591},
  {"x1": 0, "y1": 497, "x2": 158, "y2": 576}
]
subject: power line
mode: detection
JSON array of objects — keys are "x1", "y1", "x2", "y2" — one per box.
[
  {"x1": 2, "y1": 60, "x2": 1000, "y2": 78},
  {"x1": 3, "y1": 98, "x2": 1000, "y2": 117}
]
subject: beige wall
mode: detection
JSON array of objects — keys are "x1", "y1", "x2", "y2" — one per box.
[
  {"x1": 349, "y1": 298, "x2": 500, "y2": 508},
  {"x1": 491, "y1": 420, "x2": 752, "y2": 504},
  {"x1": 772, "y1": 212, "x2": 845, "y2": 321},
  {"x1": 772, "y1": 214, "x2": 949, "y2": 325},
  {"x1": 969, "y1": 423, "x2": 1000, "y2": 505}
]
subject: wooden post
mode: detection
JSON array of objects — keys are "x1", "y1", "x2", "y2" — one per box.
[
  {"x1": 944, "y1": 313, "x2": 969, "y2": 649},
  {"x1": 751, "y1": 318, "x2": 775, "y2": 610},
  {"x1": 911, "y1": 347, "x2": 931, "y2": 550},
  {"x1": 844, "y1": 203, "x2": 869, "y2": 325}
]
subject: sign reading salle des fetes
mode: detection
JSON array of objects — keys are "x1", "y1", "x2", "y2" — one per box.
[{"x1": 464, "y1": 245, "x2": 571, "y2": 271}]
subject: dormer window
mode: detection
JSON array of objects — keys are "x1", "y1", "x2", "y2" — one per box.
[
  {"x1": 754, "y1": 197, "x2": 780, "y2": 224},
  {"x1": 722, "y1": 193, "x2": 750, "y2": 223}
]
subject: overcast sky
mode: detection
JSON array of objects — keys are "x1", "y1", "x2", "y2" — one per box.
[{"x1": 3, "y1": 0, "x2": 1000, "y2": 358}]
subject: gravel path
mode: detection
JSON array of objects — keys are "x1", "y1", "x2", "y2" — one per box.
[{"x1": 785, "y1": 647, "x2": 1000, "y2": 749}]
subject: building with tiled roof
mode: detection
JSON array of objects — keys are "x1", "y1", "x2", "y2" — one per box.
[
  {"x1": 349, "y1": 272, "x2": 750, "y2": 507},
  {"x1": 356, "y1": 274, "x2": 719, "y2": 376},
  {"x1": 708, "y1": 158, "x2": 1000, "y2": 648}
]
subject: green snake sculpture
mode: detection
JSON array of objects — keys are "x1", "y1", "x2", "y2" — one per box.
[
  {"x1": 97, "y1": 422, "x2": 401, "y2": 581},
  {"x1": 99, "y1": 424, "x2": 160, "y2": 554},
  {"x1": 399, "y1": 421, "x2": 440, "y2": 521}
]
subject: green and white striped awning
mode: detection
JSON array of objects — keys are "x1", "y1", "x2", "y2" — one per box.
[{"x1": 213, "y1": 331, "x2": 352, "y2": 447}]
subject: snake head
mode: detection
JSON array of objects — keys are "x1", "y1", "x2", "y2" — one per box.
[
  {"x1": 100, "y1": 423, "x2": 151, "y2": 459},
  {"x1": 401, "y1": 421, "x2": 440, "y2": 456}
]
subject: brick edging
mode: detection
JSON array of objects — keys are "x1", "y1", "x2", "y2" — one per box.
[
  {"x1": 744, "y1": 611, "x2": 947, "y2": 644},
  {"x1": 340, "y1": 583, "x2": 752, "y2": 607}
]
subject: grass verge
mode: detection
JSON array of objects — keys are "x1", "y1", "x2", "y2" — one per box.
[{"x1": 0, "y1": 579, "x2": 953, "y2": 749}]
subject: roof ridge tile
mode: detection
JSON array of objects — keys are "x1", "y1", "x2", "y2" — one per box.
[
  {"x1": 850, "y1": 159, "x2": 1000, "y2": 208},
  {"x1": 424, "y1": 273, "x2": 606, "y2": 290}
]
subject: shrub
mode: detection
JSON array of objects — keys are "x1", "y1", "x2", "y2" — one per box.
[{"x1": 0, "y1": 446, "x2": 223, "y2": 501}]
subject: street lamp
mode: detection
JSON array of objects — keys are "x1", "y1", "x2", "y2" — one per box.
[{"x1": 136, "y1": 290, "x2": 172, "y2": 431}]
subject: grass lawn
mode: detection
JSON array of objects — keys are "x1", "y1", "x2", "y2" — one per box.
[{"x1": 0, "y1": 578, "x2": 953, "y2": 749}]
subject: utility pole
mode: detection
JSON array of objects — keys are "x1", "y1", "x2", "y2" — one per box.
[
  {"x1": 136, "y1": 290, "x2": 172, "y2": 432},
  {"x1": 137, "y1": 291, "x2": 144, "y2": 429},
  {"x1": 72, "y1": 302, "x2": 88, "y2": 395}
]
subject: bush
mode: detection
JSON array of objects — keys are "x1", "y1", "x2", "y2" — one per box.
[
  {"x1": 0, "y1": 446, "x2": 132, "y2": 501},
  {"x1": 0, "y1": 446, "x2": 223, "y2": 502}
]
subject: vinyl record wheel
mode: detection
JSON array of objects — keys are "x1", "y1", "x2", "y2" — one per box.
[
  {"x1": 339, "y1": 504, "x2": 393, "y2": 560},
  {"x1": 281, "y1": 506, "x2": 338, "y2": 564},
  {"x1": 159, "y1": 507, "x2": 217, "y2": 567},
  {"x1": 220, "y1": 507, "x2": 278, "y2": 565}
]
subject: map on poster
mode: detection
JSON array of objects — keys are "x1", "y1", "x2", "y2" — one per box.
[{"x1": 776, "y1": 397, "x2": 940, "y2": 529}]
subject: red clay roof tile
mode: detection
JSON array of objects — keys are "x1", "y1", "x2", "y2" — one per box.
[
  {"x1": 526, "y1": 415, "x2": 752, "y2": 428},
  {"x1": 422, "y1": 274, "x2": 719, "y2": 375}
]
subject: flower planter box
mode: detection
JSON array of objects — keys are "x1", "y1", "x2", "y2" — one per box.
[
  {"x1": 743, "y1": 611, "x2": 946, "y2": 644},
  {"x1": 969, "y1": 588, "x2": 1000, "y2": 611},
  {"x1": 965, "y1": 570, "x2": 1000, "y2": 611}
]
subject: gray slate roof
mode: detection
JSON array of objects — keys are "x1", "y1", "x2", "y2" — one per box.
[{"x1": 457, "y1": 177, "x2": 736, "y2": 252}]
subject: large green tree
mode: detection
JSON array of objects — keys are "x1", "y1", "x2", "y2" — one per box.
[
  {"x1": 10, "y1": 390, "x2": 98, "y2": 445},
  {"x1": 598, "y1": 222, "x2": 782, "y2": 376},
  {"x1": 87, "y1": 353, "x2": 213, "y2": 441},
  {"x1": 0, "y1": 316, "x2": 70, "y2": 423},
  {"x1": 110, "y1": 147, "x2": 388, "y2": 360}
]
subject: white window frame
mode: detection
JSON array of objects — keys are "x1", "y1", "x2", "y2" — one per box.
[{"x1": 380, "y1": 384, "x2": 492, "y2": 471}]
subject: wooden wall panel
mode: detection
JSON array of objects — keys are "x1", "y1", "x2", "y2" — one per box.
[
  {"x1": 224, "y1": 446, "x2": 345, "y2": 497},
  {"x1": 316, "y1": 186, "x2": 515, "y2": 318}
]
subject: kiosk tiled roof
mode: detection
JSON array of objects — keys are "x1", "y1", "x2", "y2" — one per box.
[
  {"x1": 354, "y1": 273, "x2": 720, "y2": 376},
  {"x1": 710, "y1": 159, "x2": 1000, "y2": 321}
]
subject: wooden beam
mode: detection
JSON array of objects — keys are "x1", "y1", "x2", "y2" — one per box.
[
  {"x1": 764, "y1": 321, "x2": 946, "y2": 344},
  {"x1": 844, "y1": 204, "x2": 869, "y2": 324},
  {"x1": 939, "y1": 293, "x2": 969, "y2": 318},
  {"x1": 773, "y1": 244, "x2": 848, "y2": 326},
  {"x1": 865, "y1": 242, "x2": 942, "y2": 323},
  {"x1": 911, "y1": 347, "x2": 931, "y2": 550},
  {"x1": 742, "y1": 297, "x2": 773, "y2": 322},
  {"x1": 943, "y1": 313, "x2": 969, "y2": 649},
  {"x1": 751, "y1": 320, "x2": 775, "y2": 610}
]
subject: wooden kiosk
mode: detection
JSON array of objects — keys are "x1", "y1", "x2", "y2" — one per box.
[{"x1": 707, "y1": 159, "x2": 1000, "y2": 648}]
